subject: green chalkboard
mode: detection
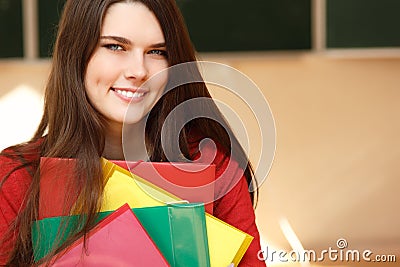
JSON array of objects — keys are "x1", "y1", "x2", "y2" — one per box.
[
  {"x1": 0, "y1": 0, "x2": 23, "y2": 58},
  {"x1": 177, "y1": 0, "x2": 312, "y2": 52},
  {"x1": 38, "y1": 0, "x2": 311, "y2": 57},
  {"x1": 327, "y1": 0, "x2": 400, "y2": 48},
  {"x1": 4, "y1": 0, "x2": 399, "y2": 59},
  {"x1": 39, "y1": 0, "x2": 65, "y2": 57}
]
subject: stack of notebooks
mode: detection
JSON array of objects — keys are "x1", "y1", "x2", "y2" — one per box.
[{"x1": 33, "y1": 157, "x2": 254, "y2": 267}]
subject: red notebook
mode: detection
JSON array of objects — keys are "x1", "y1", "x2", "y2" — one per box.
[
  {"x1": 112, "y1": 160, "x2": 215, "y2": 214},
  {"x1": 44, "y1": 204, "x2": 170, "y2": 267},
  {"x1": 39, "y1": 157, "x2": 215, "y2": 219}
]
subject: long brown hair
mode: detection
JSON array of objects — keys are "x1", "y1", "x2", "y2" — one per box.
[{"x1": 0, "y1": 0, "x2": 258, "y2": 265}]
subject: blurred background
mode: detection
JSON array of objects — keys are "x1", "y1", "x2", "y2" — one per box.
[{"x1": 1, "y1": 0, "x2": 399, "y2": 266}]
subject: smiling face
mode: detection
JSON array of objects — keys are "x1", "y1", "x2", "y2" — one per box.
[{"x1": 85, "y1": 2, "x2": 169, "y2": 127}]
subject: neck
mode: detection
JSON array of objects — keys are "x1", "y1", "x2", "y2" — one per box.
[{"x1": 102, "y1": 119, "x2": 148, "y2": 161}]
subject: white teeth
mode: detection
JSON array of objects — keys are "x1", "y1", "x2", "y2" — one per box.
[{"x1": 115, "y1": 89, "x2": 144, "y2": 98}]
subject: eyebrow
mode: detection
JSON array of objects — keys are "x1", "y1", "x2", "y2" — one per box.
[
  {"x1": 100, "y1": 36, "x2": 166, "y2": 48},
  {"x1": 100, "y1": 36, "x2": 131, "y2": 45}
]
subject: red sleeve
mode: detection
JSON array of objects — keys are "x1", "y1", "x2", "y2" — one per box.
[
  {"x1": 213, "y1": 176, "x2": 265, "y2": 267},
  {"x1": 0, "y1": 155, "x2": 32, "y2": 265},
  {"x1": 213, "y1": 171, "x2": 266, "y2": 266}
]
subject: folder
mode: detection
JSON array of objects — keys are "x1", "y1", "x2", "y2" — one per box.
[
  {"x1": 101, "y1": 160, "x2": 253, "y2": 267},
  {"x1": 37, "y1": 204, "x2": 169, "y2": 266},
  {"x1": 111, "y1": 160, "x2": 215, "y2": 214},
  {"x1": 39, "y1": 157, "x2": 214, "y2": 219},
  {"x1": 205, "y1": 214, "x2": 253, "y2": 267},
  {"x1": 101, "y1": 159, "x2": 178, "y2": 210},
  {"x1": 125, "y1": 204, "x2": 210, "y2": 267},
  {"x1": 33, "y1": 203, "x2": 210, "y2": 267},
  {"x1": 39, "y1": 158, "x2": 253, "y2": 267}
]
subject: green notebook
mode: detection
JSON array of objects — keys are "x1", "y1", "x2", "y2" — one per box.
[{"x1": 32, "y1": 203, "x2": 210, "y2": 267}]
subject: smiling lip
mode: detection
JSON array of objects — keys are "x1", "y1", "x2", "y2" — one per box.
[{"x1": 111, "y1": 87, "x2": 148, "y2": 103}]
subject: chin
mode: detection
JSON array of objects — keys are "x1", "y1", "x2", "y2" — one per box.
[{"x1": 122, "y1": 115, "x2": 147, "y2": 126}]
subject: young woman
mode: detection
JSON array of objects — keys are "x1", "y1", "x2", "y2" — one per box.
[{"x1": 0, "y1": 0, "x2": 265, "y2": 266}]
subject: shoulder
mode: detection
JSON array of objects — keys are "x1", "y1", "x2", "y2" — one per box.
[
  {"x1": 0, "y1": 140, "x2": 42, "y2": 211},
  {"x1": 0, "y1": 139, "x2": 42, "y2": 179},
  {"x1": 0, "y1": 150, "x2": 33, "y2": 184}
]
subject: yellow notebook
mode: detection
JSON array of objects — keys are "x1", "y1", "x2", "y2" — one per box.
[
  {"x1": 101, "y1": 159, "x2": 179, "y2": 210},
  {"x1": 101, "y1": 159, "x2": 254, "y2": 267},
  {"x1": 205, "y1": 214, "x2": 253, "y2": 266}
]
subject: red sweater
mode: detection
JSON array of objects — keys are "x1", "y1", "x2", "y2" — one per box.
[{"x1": 0, "y1": 141, "x2": 266, "y2": 266}]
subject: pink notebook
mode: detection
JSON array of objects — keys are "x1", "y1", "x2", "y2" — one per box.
[{"x1": 46, "y1": 204, "x2": 170, "y2": 267}]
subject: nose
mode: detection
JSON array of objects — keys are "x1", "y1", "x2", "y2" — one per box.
[{"x1": 124, "y1": 51, "x2": 148, "y2": 81}]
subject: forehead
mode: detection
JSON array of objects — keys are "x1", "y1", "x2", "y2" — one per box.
[{"x1": 102, "y1": 2, "x2": 165, "y2": 42}]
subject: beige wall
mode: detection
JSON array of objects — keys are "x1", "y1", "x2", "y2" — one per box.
[
  {"x1": 1, "y1": 53, "x2": 399, "y2": 266},
  {"x1": 202, "y1": 53, "x2": 400, "y2": 264}
]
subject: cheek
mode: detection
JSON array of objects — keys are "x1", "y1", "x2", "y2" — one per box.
[
  {"x1": 84, "y1": 67, "x2": 99, "y2": 104},
  {"x1": 148, "y1": 71, "x2": 168, "y2": 97},
  {"x1": 148, "y1": 62, "x2": 169, "y2": 91},
  {"x1": 84, "y1": 59, "x2": 110, "y2": 107},
  {"x1": 85, "y1": 56, "x2": 99, "y2": 86},
  {"x1": 85, "y1": 56, "x2": 114, "y2": 92}
]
